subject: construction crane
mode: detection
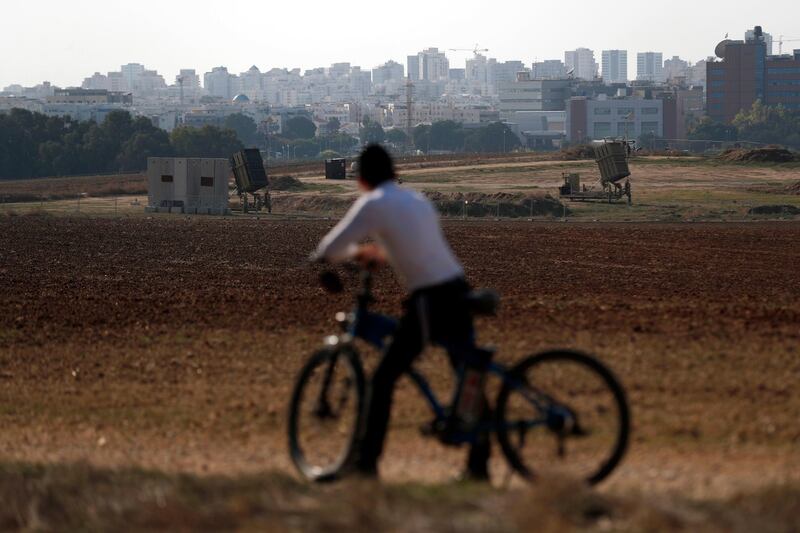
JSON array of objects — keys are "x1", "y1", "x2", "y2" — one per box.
[
  {"x1": 777, "y1": 35, "x2": 800, "y2": 54},
  {"x1": 448, "y1": 44, "x2": 489, "y2": 57},
  {"x1": 405, "y1": 79, "x2": 414, "y2": 153}
]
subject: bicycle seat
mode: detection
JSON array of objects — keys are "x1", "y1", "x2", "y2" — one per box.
[{"x1": 466, "y1": 289, "x2": 500, "y2": 316}]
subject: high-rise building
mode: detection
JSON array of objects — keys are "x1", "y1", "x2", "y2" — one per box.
[
  {"x1": 532, "y1": 60, "x2": 567, "y2": 79},
  {"x1": 637, "y1": 52, "x2": 664, "y2": 82},
  {"x1": 499, "y1": 75, "x2": 572, "y2": 114},
  {"x1": 449, "y1": 68, "x2": 466, "y2": 81},
  {"x1": 745, "y1": 28, "x2": 773, "y2": 55},
  {"x1": 565, "y1": 48, "x2": 598, "y2": 80},
  {"x1": 707, "y1": 26, "x2": 800, "y2": 123},
  {"x1": 120, "y1": 63, "x2": 145, "y2": 89},
  {"x1": 663, "y1": 56, "x2": 690, "y2": 82},
  {"x1": 239, "y1": 66, "x2": 264, "y2": 99},
  {"x1": 204, "y1": 67, "x2": 236, "y2": 100},
  {"x1": 690, "y1": 59, "x2": 709, "y2": 88},
  {"x1": 419, "y1": 48, "x2": 450, "y2": 81},
  {"x1": 494, "y1": 61, "x2": 528, "y2": 86},
  {"x1": 82, "y1": 72, "x2": 111, "y2": 91},
  {"x1": 464, "y1": 54, "x2": 499, "y2": 94},
  {"x1": 407, "y1": 55, "x2": 420, "y2": 81},
  {"x1": 601, "y1": 50, "x2": 628, "y2": 83},
  {"x1": 373, "y1": 60, "x2": 404, "y2": 84},
  {"x1": 177, "y1": 69, "x2": 200, "y2": 89}
]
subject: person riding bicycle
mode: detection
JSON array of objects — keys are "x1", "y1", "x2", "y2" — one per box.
[{"x1": 311, "y1": 144, "x2": 491, "y2": 481}]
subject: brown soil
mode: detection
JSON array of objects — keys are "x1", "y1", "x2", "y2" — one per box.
[
  {"x1": 718, "y1": 147, "x2": 799, "y2": 163},
  {"x1": 267, "y1": 175, "x2": 305, "y2": 191},
  {"x1": 0, "y1": 216, "x2": 799, "y2": 504}
]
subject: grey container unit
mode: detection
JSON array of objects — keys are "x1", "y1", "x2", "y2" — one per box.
[
  {"x1": 147, "y1": 157, "x2": 229, "y2": 214},
  {"x1": 147, "y1": 157, "x2": 182, "y2": 212},
  {"x1": 325, "y1": 158, "x2": 347, "y2": 180},
  {"x1": 197, "y1": 158, "x2": 230, "y2": 214},
  {"x1": 594, "y1": 142, "x2": 630, "y2": 184},
  {"x1": 230, "y1": 149, "x2": 268, "y2": 193}
]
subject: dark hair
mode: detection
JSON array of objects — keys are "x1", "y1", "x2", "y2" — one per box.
[{"x1": 358, "y1": 144, "x2": 396, "y2": 186}]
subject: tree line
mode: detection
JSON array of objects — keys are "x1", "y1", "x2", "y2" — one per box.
[
  {"x1": 0, "y1": 109, "x2": 243, "y2": 179},
  {"x1": 688, "y1": 101, "x2": 800, "y2": 149},
  {"x1": 359, "y1": 118, "x2": 522, "y2": 154},
  {"x1": 3, "y1": 107, "x2": 526, "y2": 180}
]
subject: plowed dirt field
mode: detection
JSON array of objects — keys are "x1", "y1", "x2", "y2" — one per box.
[{"x1": 1, "y1": 216, "x2": 799, "y2": 508}]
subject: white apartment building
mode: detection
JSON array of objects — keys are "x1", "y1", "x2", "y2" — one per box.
[
  {"x1": 373, "y1": 60, "x2": 404, "y2": 84},
  {"x1": 408, "y1": 48, "x2": 450, "y2": 82},
  {"x1": 82, "y1": 64, "x2": 165, "y2": 97},
  {"x1": 239, "y1": 66, "x2": 265, "y2": 100},
  {"x1": 601, "y1": 50, "x2": 628, "y2": 83},
  {"x1": 637, "y1": 52, "x2": 664, "y2": 82},
  {"x1": 565, "y1": 48, "x2": 598, "y2": 80},
  {"x1": 386, "y1": 102, "x2": 487, "y2": 127},
  {"x1": 567, "y1": 95, "x2": 664, "y2": 142},
  {"x1": 204, "y1": 67, "x2": 238, "y2": 100},
  {"x1": 466, "y1": 54, "x2": 497, "y2": 94},
  {"x1": 663, "y1": 56, "x2": 690, "y2": 82}
]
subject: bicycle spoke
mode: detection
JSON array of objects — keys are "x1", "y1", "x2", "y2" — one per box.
[{"x1": 497, "y1": 351, "x2": 628, "y2": 484}]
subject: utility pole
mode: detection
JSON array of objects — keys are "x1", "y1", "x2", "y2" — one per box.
[
  {"x1": 405, "y1": 79, "x2": 414, "y2": 154},
  {"x1": 176, "y1": 75, "x2": 185, "y2": 108}
]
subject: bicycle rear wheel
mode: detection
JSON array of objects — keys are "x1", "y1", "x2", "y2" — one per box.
[
  {"x1": 496, "y1": 350, "x2": 629, "y2": 485},
  {"x1": 288, "y1": 346, "x2": 365, "y2": 482}
]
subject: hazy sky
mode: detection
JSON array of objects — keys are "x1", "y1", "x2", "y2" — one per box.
[{"x1": 1, "y1": 1, "x2": 798, "y2": 88}]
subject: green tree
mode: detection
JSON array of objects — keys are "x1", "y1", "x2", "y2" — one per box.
[
  {"x1": 359, "y1": 118, "x2": 385, "y2": 145},
  {"x1": 224, "y1": 113, "x2": 259, "y2": 146},
  {"x1": 324, "y1": 117, "x2": 341, "y2": 135},
  {"x1": 170, "y1": 126, "x2": 244, "y2": 158},
  {"x1": 732, "y1": 101, "x2": 800, "y2": 148},
  {"x1": 412, "y1": 124, "x2": 431, "y2": 152},
  {"x1": 429, "y1": 120, "x2": 465, "y2": 152},
  {"x1": 116, "y1": 130, "x2": 173, "y2": 171},
  {"x1": 464, "y1": 122, "x2": 521, "y2": 153},
  {"x1": 687, "y1": 117, "x2": 738, "y2": 142},
  {"x1": 385, "y1": 128, "x2": 408, "y2": 145},
  {"x1": 283, "y1": 116, "x2": 317, "y2": 140}
]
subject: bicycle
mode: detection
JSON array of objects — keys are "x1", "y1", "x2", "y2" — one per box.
[{"x1": 288, "y1": 266, "x2": 630, "y2": 485}]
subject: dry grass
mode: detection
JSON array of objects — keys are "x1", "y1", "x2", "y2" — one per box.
[
  {"x1": 0, "y1": 462, "x2": 797, "y2": 532},
  {"x1": 0, "y1": 173, "x2": 146, "y2": 202}
]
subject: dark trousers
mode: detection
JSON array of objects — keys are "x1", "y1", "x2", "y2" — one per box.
[{"x1": 356, "y1": 277, "x2": 491, "y2": 474}]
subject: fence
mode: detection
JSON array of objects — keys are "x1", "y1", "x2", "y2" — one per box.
[{"x1": 0, "y1": 195, "x2": 143, "y2": 217}]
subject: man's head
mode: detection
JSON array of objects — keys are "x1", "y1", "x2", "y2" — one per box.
[{"x1": 358, "y1": 144, "x2": 395, "y2": 191}]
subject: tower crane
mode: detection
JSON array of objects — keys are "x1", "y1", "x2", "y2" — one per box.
[
  {"x1": 777, "y1": 35, "x2": 800, "y2": 55},
  {"x1": 448, "y1": 44, "x2": 489, "y2": 57}
]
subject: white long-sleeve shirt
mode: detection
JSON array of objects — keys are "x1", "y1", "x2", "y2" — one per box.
[{"x1": 314, "y1": 182, "x2": 464, "y2": 292}]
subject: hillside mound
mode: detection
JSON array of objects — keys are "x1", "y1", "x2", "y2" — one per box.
[
  {"x1": 748, "y1": 204, "x2": 800, "y2": 216},
  {"x1": 268, "y1": 175, "x2": 305, "y2": 191},
  {"x1": 718, "y1": 147, "x2": 798, "y2": 163},
  {"x1": 425, "y1": 191, "x2": 568, "y2": 217},
  {"x1": 558, "y1": 145, "x2": 596, "y2": 161}
]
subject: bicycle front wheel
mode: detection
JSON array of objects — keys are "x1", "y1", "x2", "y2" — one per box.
[
  {"x1": 496, "y1": 350, "x2": 629, "y2": 485},
  {"x1": 288, "y1": 346, "x2": 365, "y2": 482}
]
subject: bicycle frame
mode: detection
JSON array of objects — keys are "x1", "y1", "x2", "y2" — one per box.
[{"x1": 323, "y1": 269, "x2": 559, "y2": 446}]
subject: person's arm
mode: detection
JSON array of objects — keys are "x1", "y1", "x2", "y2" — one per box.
[{"x1": 312, "y1": 195, "x2": 375, "y2": 263}]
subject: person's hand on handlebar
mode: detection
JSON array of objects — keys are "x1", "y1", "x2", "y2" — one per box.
[{"x1": 354, "y1": 243, "x2": 386, "y2": 270}]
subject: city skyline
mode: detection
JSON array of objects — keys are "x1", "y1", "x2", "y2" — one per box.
[{"x1": 1, "y1": 0, "x2": 798, "y2": 88}]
